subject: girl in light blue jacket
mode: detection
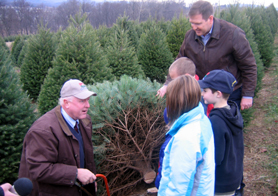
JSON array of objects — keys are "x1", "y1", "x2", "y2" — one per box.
[{"x1": 158, "y1": 75, "x2": 215, "y2": 196}]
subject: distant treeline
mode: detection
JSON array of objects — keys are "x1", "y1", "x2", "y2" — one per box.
[{"x1": 0, "y1": 0, "x2": 238, "y2": 37}]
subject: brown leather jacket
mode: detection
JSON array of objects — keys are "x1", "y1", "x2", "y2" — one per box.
[
  {"x1": 18, "y1": 106, "x2": 96, "y2": 196},
  {"x1": 166, "y1": 18, "x2": 257, "y2": 97}
]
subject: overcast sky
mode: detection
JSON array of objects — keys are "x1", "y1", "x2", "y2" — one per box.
[
  {"x1": 207, "y1": 0, "x2": 277, "y2": 7},
  {"x1": 26, "y1": 0, "x2": 278, "y2": 9},
  {"x1": 155, "y1": 0, "x2": 277, "y2": 8}
]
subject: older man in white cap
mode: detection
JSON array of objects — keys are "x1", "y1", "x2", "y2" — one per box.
[{"x1": 19, "y1": 79, "x2": 97, "y2": 196}]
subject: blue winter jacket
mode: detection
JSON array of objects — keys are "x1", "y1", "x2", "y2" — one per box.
[{"x1": 158, "y1": 103, "x2": 215, "y2": 196}]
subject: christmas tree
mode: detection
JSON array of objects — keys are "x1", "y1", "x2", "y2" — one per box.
[
  {"x1": 166, "y1": 13, "x2": 191, "y2": 58},
  {"x1": 266, "y1": 4, "x2": 278, "y2": 37},
  {"x1": 113, "y1": 15, "x2": 140, "y2": 51},
  {"x1": 106, "y1": 24, "x2": 145, "y2": 79},
  {"x1": 11, "y1": 35, "x2": 25, "y2": 67},
  {"x1": 87, "y1": 75, "x2": 166, "y2": 196},
  {"x1": 20, "y1": 25, "x2": 56, "y2": 101},
  {"x1": 38, "y1": 13, "x2": 114, "y2": 115},
  {"x1": 245, "y1": 6, "x2": 274, "y2": 68},
  {"x1": 137, "y1": 25, "x2": 173, "y2": 83},
  {"x1": 0, "y1": 37, "x2": 37, "y2": 182}
]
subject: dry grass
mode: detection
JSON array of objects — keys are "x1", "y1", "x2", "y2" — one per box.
[{"x1": 5, "y1": 41, "x2": 13, "y2": 51}]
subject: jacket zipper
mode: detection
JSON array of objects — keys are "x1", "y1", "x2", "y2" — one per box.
[{"x1": 197, "y1": 38, "x2": 206, "y2": 52}]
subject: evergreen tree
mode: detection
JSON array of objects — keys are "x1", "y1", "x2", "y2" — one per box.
[
  {"x1": 113, "y1": 15, "x2": 140, "y2": 51},
  {"x1": 156, "y1": 17, "x2": 171, "y2": 36},
  {"x1": 0, "y1": 37, "x2": 37, "y2": 182},
  {"x1": 245, "y1": 6, "x2": 274, "y2": 67},
  {"x1": 17, "y1": 42, "x2": 28, "y2": 67},
  {"x1": 137, "y1": 25, "x2": 173, "y2": 83},
  {"x1": 166, "y1": 12, "x2": 191, "y2": 58},
  {"x1": 219, "y1": 4, "x2": 264, "y2": 125},
  {"x1": 53, "y1": 28, "x2": 63, "y2": 48},
  {"x1": 87, "y1": 75, "x2": 166, "y2": 196},
  {"x1": 266, "y1": 4, "x2": 278, "y2": 37},
  {"x1": 96, "y1": 25, "x2": 113, "y2": 48},
  {"x1": 11, "y1": 35, "x2": 25, "y2": 67},
  {"x1": 20, "y1": 25, "x2": 56, "y2": 101},
  {"x1": 140, "y1": 17, "x2": 157, "y2": 33},
  {"x1": 0, "y1": 37, "x2": 9, "y2": 51},
  {"x1": 134, "y1": 21, "x2": 144, "y2": 40},
  {"x1": 38, "y1": 13, "x2": 114, "y2": 115},
  {"x1": 106, "y1": 26, "x2": 145, "y2": 80},
  {"x1": 257, "y1": 5, "x2": 275, "y2": 43}
]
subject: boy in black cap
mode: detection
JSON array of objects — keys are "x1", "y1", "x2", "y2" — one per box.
[{"x1": 199, "y1": 70, "x2": 244, "y2": 196}]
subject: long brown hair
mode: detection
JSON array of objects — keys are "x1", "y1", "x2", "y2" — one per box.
[{"x1": 166, "y1": 75, "x2": 201, "y2": 125}]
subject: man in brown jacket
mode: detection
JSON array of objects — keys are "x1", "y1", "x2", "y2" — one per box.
[
  {"x1": 19, "y1": 79, "x2": 97, "y2": 196},
  {"x1": 157, "y1": 0, "x2": 257, "y2": 111}
]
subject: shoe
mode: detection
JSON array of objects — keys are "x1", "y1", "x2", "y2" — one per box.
[{"x1": 235, "y1": 187, "x2": 244, "y2": 196}]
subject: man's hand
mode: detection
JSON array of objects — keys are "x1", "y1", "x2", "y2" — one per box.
[
  {"x1": 156, "y1": 85, "x2": 167, "y2": 98},
  {"x1": 240, "y1": 97, "x2": 253, "y2": 110},
  {"x1": 0, "y1": 183, "x2": 18, "y2": 196},
  {"x1": 77, "y1": 168, "x2": 96, "y2": 185}
]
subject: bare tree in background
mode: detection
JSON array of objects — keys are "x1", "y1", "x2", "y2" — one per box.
[
  {"x1": 0, "y1": 5, "x2": 19, "y2": 36},
  {"x1": 1, "y1": 0, "x2": 188, "y2": 37},
  {"x1": 13, "y1": 0, "x2": 32, "y2": 34},
  {"x1": 162, "y1": 1, "x2": 186, "y2": 20},
  {"x1": 81, "y1": 0, "x2": 94, "y2": 22},
  {"x1": 53, "y1": 0, "x2": 80, "y2": 30},
  {"x1": 126, "y1": 1, "x2": 141, "y2": 21}
]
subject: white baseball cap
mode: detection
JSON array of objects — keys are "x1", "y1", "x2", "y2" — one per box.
[{"x1": 60, "y1": 79, "x2": 97, "y2": 99}]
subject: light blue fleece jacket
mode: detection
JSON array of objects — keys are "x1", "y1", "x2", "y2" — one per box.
[{"x1": 158, "y1": 103, "x2": 215, "y2": 196}]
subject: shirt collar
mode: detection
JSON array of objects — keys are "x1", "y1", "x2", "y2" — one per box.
[
  {"x1": 61, "y1": 107, "x2": 79, "y2": 128},
  {"x1": 201, "y1": 23, "x2": 214, "y2": 39}
]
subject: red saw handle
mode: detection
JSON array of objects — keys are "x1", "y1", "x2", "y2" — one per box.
[{"x1": 96, "y1": 174, "x2": 110, "y2": 196}]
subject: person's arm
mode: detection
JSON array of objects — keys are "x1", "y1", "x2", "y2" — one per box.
[
  {"x1": 77, "y1": 168, "x2": 96, "y2": 185},
  {"x1": 240, "y1": 96, "x2": 253, "y2": 110},
  {"x1": 233, "y1": 28, "x2": 257, "y2": 108},
  {"x1": 210, "y1": 116, "x2": 226, "y2": 165},
  {"x1": 0, "y1": 183, "x2": 17, "y2": 196},
  {"x1": 24, "y1": 130, "x2": 78, "y2": 186},
  {"x1": 156, "y1": 85, "x2": 167, "y2": 97},
  {"x1": 164, "y1": 135, "x2": 197, "y2": 194},
  {"x1": 156, "y1": 70, "x2": 172, "y2": 97}
]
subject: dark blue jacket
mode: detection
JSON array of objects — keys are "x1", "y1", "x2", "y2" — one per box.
[
  {"x1": 209, "y1": 101, "x2": 244, "y2": 193},
  {"x1": 0, "y1": 187, "x2": 4, "y2": 196},
  {"x1": 155, "y1": 134, "x2": 172, "y2": 188}
]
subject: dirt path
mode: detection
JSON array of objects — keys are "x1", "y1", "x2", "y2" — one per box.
[
  {"x1": 243, "y1": 39, "x2": 278, "y2": 195},
  {"x1": 5, "y1": 41, "x2": 13, "y2": 51}
]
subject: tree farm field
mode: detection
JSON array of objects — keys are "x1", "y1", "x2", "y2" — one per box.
[{"x1": 4, "y1": 35, "x2": 278, "y2": 196}]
